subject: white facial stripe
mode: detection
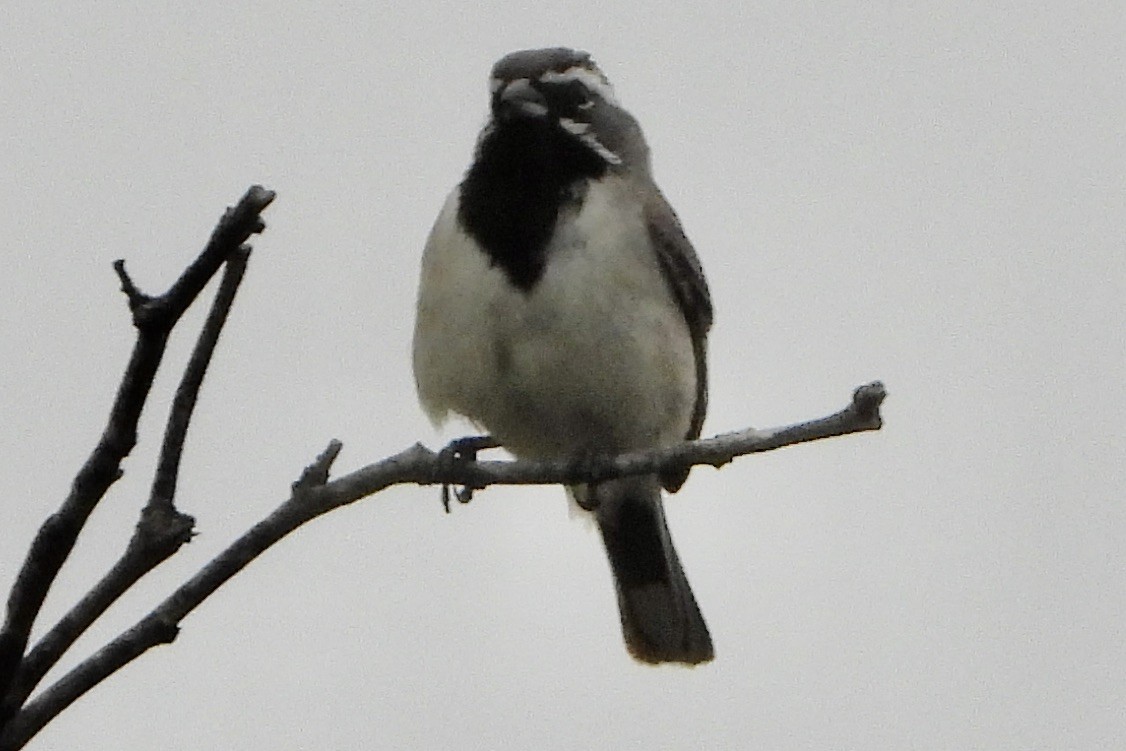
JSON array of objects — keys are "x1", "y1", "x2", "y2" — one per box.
[
  {"x1": 540, "y1": 66, "x2": 619, "y2": 106},
  {"x1": 559, "y1": 117, "x2": 622, "y2": 165},
  {"x1": 510, "y1": 95, "x2": 549, "y2": 117},
  {"x1": 558, "y1": 118, "x2": 589, "y2": 135}
]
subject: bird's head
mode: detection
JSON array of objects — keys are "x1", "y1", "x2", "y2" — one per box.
[{"x1": 482, "y1": 48, "x2": 648, "y2": 171}]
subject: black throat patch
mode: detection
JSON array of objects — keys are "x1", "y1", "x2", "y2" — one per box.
[{"x1": 458, "y1": 118, "x2": 609, "y2": 291}]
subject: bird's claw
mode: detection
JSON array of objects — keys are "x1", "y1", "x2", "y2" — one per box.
[
  {"x1": 568, "y1": 450, "x2": 614, "y2": 511},
  {"x1": 437, "y1": 435, "x2": 499, "y2": 512}
]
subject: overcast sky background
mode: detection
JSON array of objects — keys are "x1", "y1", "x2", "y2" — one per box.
[{"x1": 2, "y1": 1, "x2": 1124, "y2": 749}]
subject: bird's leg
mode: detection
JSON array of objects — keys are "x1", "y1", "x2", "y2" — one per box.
[
  {"x1": 567, "y1": 449, "x2": 616, "y2": 511},
  {"x1": 438, "y1": 434, "x2": 500, "y2": 512}
]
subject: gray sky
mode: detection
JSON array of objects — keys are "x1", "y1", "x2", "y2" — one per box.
[{"x1": 2, "y1": 1, "x2": 1124, "y2": 748}]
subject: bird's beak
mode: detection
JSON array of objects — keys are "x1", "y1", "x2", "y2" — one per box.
[{"x1": 494, "y1": 79, "x2": 550, "y2": 121}]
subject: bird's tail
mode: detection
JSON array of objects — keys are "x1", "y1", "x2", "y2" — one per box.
[{"x1": 593, "y1": 476, "x2": 713, "y2": 665}]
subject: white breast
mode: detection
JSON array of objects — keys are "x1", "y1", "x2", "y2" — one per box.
[{"x1": 412, "y1": 176, "x2": 695, "y2": 459}]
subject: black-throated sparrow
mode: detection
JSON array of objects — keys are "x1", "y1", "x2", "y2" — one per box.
[{"x1": 413, "y1": 48, "x2": 714, "y2": 664}]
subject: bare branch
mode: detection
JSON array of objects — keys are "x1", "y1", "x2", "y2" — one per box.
[
  {"x1": 292, "y1": 440, "x2": 344, "y2": 495},
  {"x1": 0, "y1": 381, "x2": 885, "y2": 748},
  {"x1": 0, "y1": 187, "x2": 274, "y2": 723},
  {"x1": 0, "y1": 614, "x2": 180, "y2": 751},
  {"x1": 2, "y1": 245, "x2": 256, "y2": 715},
  {"x1": 150, "y1": 244, "x2": 252, "y2": 511},
  {"x1": 319, "y1": 381, "x2": 887, "y2": 507}
]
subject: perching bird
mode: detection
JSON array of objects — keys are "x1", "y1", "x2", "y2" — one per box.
[{"x1": 412, "y1": 48, "x2": 714, "y2": 664}]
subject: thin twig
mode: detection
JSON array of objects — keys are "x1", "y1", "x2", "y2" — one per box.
[
  {"x1": 292, "y1": 440, "x2": 345, "y2": 495},
  {"x1": 0, "y1": 187, "x2": 274, "y2": 728},
  {"x1": 0, "y1": 381, "x2": 885, "y2": 750},
  {"x1": 3, "y1": 246, "x2": 256, "y2": 714},
  {"x1": 150, "y1": 244, "x2": 252, "y2": 510}
]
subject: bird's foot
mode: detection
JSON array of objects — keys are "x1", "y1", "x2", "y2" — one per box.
[
  {"x1": 438, "y1": 435, "x2": 500, "y2": 512},
  {"x1": 567, "y1": 450, "x2": 616, "y2": 511}
]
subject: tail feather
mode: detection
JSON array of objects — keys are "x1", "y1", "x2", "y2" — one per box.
[{"x1": 594, "y1": 476, "x2": 713, "y2": 665}]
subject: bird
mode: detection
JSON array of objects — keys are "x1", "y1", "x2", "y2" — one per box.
[{"x1": 412, "y1": 48, "x2": 715, "y2": 665}]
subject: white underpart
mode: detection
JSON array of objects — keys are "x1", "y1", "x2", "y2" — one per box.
[
  {"x1": 539, "y1": 65, "x2": 620, "y2": 106},
  {"x1": 559, "y1": 117, "x2": 622, "y2": 165},
  {"x1": 412, "y1": 176, "x2": 695, "y2": 460}
]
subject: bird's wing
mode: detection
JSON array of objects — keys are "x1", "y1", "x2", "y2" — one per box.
[{"x1": 643, "y1": 188, "x2": 713, "y2": 491}]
